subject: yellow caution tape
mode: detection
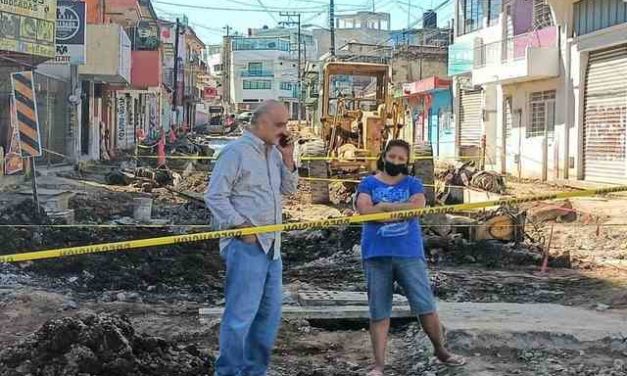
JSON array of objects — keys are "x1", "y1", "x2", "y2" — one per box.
[
  {"x1": 301, "y1": 155, "x2": 482, "y2": 162},
  {"x1": 300, "y1": 177, "x2": 361, "y2": 183},
  {"x1": 1, "y1": 185, "x2": 625, "y2": 263}
]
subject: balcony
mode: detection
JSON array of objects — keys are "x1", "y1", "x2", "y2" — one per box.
[
  {"x1": 79, "y1": 24, "x2": 131, "y2": 84},
  {"x1": 240, "y1": 70, "x2": 274, "y2": 78},
  {"x1": 472, "y1": 26, "x2": 559, "y2": 86}
]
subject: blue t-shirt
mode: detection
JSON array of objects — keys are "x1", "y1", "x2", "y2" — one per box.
[{"x1": 357, "y1": 175, "x2": 425, "y2": 260}]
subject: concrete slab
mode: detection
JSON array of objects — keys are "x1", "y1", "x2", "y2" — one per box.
[
  {"x1": 199, "y1": 305, "x2": 414, "y2": 322},
  {"x1": 199, "y1": 300, "x2": 627, "y2": 341},
  {"x1": 297, "y1": 290, "x2": 407, "y2": 307}
]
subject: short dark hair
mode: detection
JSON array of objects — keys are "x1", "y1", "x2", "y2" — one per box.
[{"x1": 376, "y1": 139, "x2": 411, "y2": 171}]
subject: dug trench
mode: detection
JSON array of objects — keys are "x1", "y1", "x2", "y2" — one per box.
[{"x1": 1, "y1": 186, "x2": 627, "y2": 375}]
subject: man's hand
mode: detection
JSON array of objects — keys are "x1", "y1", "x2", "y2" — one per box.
[
  {"x1": 277, "y1": 134, "x2": 295, "y2": 171},
  {"x1": 234, "y1": 221, "x2": 258, "y2": 245},
  {"x1": 240, "y1": 234, "x2": 258, "y2": 245}
]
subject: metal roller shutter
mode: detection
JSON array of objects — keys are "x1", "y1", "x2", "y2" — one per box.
[
  {"x1": 459, "y1": 89, "x2": 483, "y2": 147},
  {"x1": 583, "y1": 45, "x2": 627, "y2": 183}
]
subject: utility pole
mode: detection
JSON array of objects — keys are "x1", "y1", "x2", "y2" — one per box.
[
  {"x1": 279, "y1": 12, "x2": 302, "y2": 121},
  {"x1": 329, "y1": 0, "x2": 335, "y2": 56},
  {"x1": 172, "y1": 18, "x2": 180, "y2": 126},
  {"x1": 222, "y1": 25, "x2": 232, "y2": 114}
]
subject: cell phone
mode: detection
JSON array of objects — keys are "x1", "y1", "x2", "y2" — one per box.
[{"x1": 279, "y1": 134, "x2": 290, "y2": 147}]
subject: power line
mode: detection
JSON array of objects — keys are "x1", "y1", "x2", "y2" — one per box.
[
  {"x1": 153, "y1": 0, "x2": 371, "y2": 15},
  {"x1": 255, "y1": 0, "x2": 280, "y2": 23},
  {"x1": 152, "y1": 0, "x2": 329, "y2": 13}
]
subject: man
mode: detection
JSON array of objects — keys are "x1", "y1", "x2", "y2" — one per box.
[{"x1": 205, "y1": 100, "x2": 298, "y2": 376}]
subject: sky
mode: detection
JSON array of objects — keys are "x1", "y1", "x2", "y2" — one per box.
[{"x1": 152, "y1": 0, "x2": 455, "y2": 45}]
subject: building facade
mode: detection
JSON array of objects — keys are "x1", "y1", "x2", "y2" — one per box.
[
  {"x1": 229, "y1": 36, "x2": 300, "y2": 117},
  {"x1": 552, "y1": 0, "x2": 627, "y2": 183},
  {"x1": 448, "y1": 0, "x2": 627, "y2": 183},
  {"x1": 449, "y1": 0, "x2": 565, "y2": 180}
]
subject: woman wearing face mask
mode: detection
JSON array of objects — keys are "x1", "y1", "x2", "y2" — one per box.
[{"x1": 356, "y1": 140, "x2": 465, "y2": 375}]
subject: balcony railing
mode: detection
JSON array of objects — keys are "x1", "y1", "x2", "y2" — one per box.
[
  {"x1": 474, "y1": 26, "x2": 558, "y2": 69},
  {"x1": 240, "y1": 70, "x2": 274, "y2": 77}
]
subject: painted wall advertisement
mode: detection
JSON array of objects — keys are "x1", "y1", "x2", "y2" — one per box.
[
  {"x1": 117, "y1": 94, "x2": 128, "y2": 149},
  {"x1": 54, "y1": 0, "x2": 86, "y2": 64},
  {"x1": 0, "y1": 0, "x2": 57, "y2": 57}
]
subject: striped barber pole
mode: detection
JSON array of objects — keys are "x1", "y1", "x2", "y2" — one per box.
[{"x1": 11, "y1": 71, "x2": 42, "y2": 158}]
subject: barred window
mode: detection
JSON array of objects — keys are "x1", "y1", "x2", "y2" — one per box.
[
  {"x1": 527, "y1": 90, "x2": 556, "y2": 138},
  {"x1": 243, "y1": 80, "x2": 271, "y2": 90},
  {"x1": 533, "y1": 0, "x2": 554, "y2": 28},
  {"x1": 280, "y1": 82, "x2": 293, "y2": 91},
  {"x1": 488, "y1": 0, "x2": 502, "y2": 26}
]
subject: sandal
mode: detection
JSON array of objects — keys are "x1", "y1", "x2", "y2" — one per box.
[{"x1": 436, "y1": 353, "x2": 466, "y2": 367}]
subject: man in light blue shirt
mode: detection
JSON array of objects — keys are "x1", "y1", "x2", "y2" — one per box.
[{"x1": 205, "y1": 100, "x2": 298, "y2": 376}]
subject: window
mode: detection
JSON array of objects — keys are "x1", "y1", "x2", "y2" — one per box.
[
  {"x1": 527, "y1": 90, "x2": 556, "y2": 138},
  {"x1": 213, "y1": 64, "x2": 223, "y2": 72},
  {"x1": 574, "y1": 0, "x2": 627, "y2": 36},
  {"x1": 243, "y1": 80, "x2": 271, "y2": 90},
  {"x1": 280, "y1": 82, "x2": 293, "y2": 91},
  {"x1": 488, "y1": 0, "x2": 502, "y2": 26},
  {"x1": 458, "y1": 0, "x2": 484, "y2": 35},
  {"x1": 248, "y1": 62, "x2": 262, "y2": 74},
  {"x1": 232, "y1": 37, "x2": 290, "y2": 51},
  {"x1": 533, "y1": 0, "x2": 554, "y2": 28}
]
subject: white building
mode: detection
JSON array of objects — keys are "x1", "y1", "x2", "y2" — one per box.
[
  {"x1": 229, "y1": 36, "x2": 300, "y2": 117},
  {"x1": 550, "y1": 0, "x2": 627, "y2": 183},
  {"x1": 448, "y1": 0, "x2": 626, "y2": 183}
]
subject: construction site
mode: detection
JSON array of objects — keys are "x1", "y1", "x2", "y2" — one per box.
[
  {"x1": 2, "y1": 0, "x2": 627, "y2": 375},
  {"x1": 1, "y1": 130, "x2": 627, "y2": 375}
]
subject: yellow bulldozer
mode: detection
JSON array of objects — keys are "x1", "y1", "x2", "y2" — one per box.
[{"x1": 295, "y1": 61, "x2": 435, "y2": 204}]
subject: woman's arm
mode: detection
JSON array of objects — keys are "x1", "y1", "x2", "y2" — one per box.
[
  {"x1": 376, "y1": 193, "x2": 426, "y2": 212},
  {"x1": 355, "y1": 192, "x2": 390, "y2": 214}
]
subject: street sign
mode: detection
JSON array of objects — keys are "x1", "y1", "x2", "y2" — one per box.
[
  {"x1": 55, "y1": 0, "x2": 86, "y2": 64},
  {"x1": 0, "y1": 0, "x2": 57, "y2": 57},
  {"x1": 11, "y1": 71, "x2": 42, "y2": 158},
  {"x1": 5, "y1": 96, "x2": 24, "y2": 175}
]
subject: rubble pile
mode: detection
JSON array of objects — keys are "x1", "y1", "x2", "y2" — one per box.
[
  {"x1": 328, "y1": 181, "x2": 356, "y2": 206},
  {"x1": 0, "y1": 313, "x2": 213, "y2": 376},
  {"x1": 173, "y1": 172, "x2": 208, "y2": 194},
  {"x1": 0, "y1": 199, "x2": 48, "y2": 225},
  {"x1": 436, "y1": 162, "x2": 506, "y2": 203}
]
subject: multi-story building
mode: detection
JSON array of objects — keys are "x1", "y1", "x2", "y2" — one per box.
[
  {"x1": 228, "y1": 36, "x2": 300, "y2": 118},
  {"x1": 550, "y1": 0, "x2": 627, "y2": 183},
  {"x1": 448, "y1": 0, "x2": 560, "y2": 179},
  {"x1": 313, "y1": 11, "x2": 391, "y2": 59},
  {"x1": 448, "y1": 0, "x2": 626, "y2": 183},
  {"x1": 183, "y1": 27, "x2": 207, "y2": 129}
]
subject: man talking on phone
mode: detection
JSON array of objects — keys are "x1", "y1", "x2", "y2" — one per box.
[{"x1": 205, "y1": 100, "x2": 298, "y2": 376}]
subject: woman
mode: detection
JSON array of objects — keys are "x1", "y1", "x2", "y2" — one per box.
[{"x1": 355, "y1": 140, "x2": 465, "y2": 375}]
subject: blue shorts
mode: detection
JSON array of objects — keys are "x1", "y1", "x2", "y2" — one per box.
[{"x1": 363, "y1": 257, "x2": 436, "y2": 320}]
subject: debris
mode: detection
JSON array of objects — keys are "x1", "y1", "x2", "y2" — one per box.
[
  {"x1": 0, "y1": 313, "x2": 213, "y2": 375},
  {"x1": 527, "y1": 200, "x2": 577, "y2": 223},
  {"x1": 437, "y1": 162, "x2": 506, "y2": 204}
]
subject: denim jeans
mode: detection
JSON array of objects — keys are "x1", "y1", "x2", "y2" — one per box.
[
  {"x1": 215, "y1": 239, "x2": 283, "y2": 376},
  {"x1": 363, "y1": 257, "x2": 436, "y2": 320}
]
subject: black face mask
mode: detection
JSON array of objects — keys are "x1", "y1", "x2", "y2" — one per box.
[{"x1": 383, "y1": 160, "x2": 408, "y2": 176}]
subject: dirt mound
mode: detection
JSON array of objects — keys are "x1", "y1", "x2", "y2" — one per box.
[
  {"x1": 0, "y1": 313, "x2": 213, "y2": 376},
  {"x1": 0, "y1": 199, "x2": 48, "y2": 225}
]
